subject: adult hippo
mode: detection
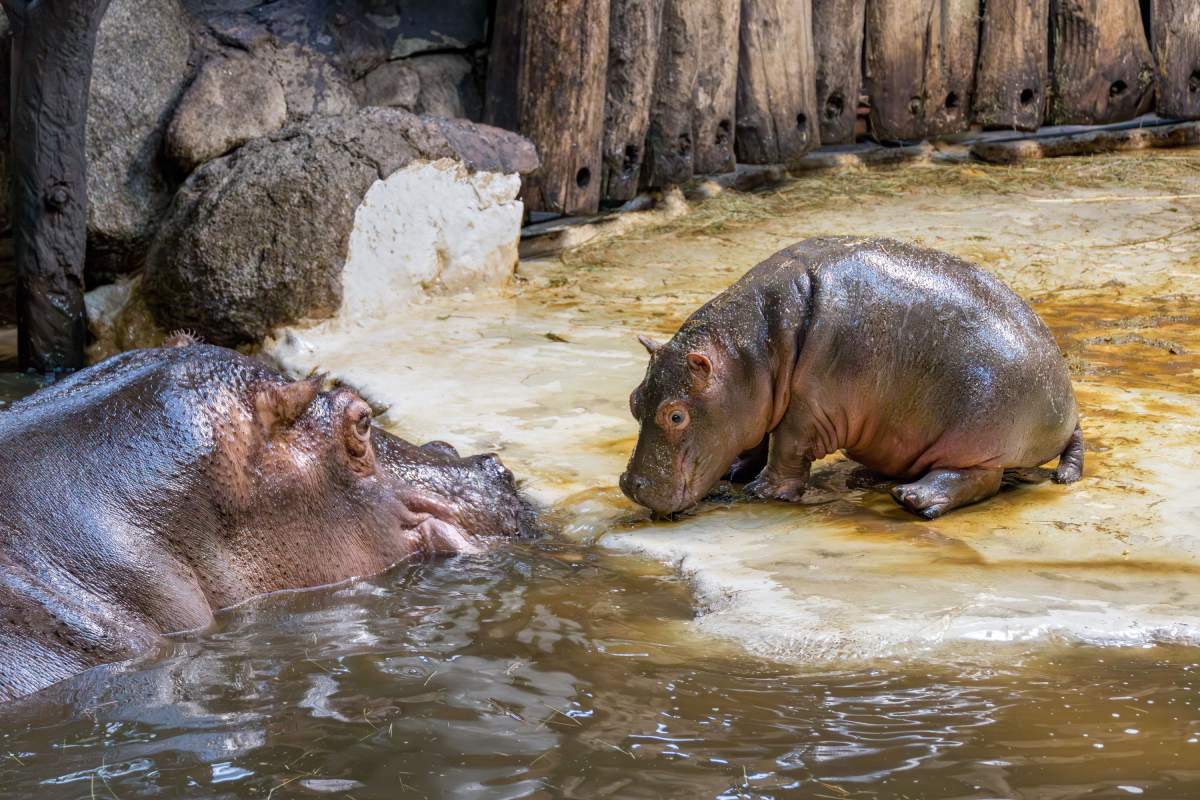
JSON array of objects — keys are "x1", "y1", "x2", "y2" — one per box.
[
  {"x1": 0, "y1": 339, "x2": 535, "y2": 703},
  {"x1": 620, "y1": 237, "x2": 1083, "y2": 519}
]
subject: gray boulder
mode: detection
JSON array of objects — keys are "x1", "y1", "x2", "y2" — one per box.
[
  {"x1": 165, "y1": 54, "x2": 288, "y2": 172},
  {"x1": 142, "y1": 108, "x2": 538, "y2": 346},
  {"x1": 358, "y1": 53, "x2": 482, "y2": 120},
  {"x1": 85, "y1": 0, "x2": 194, "y2": 272}
]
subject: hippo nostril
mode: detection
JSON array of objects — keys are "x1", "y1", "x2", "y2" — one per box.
[
  {"x1": 620, "y1": 471, "x2": 648, "y2": 500},
  {"x1": 475, "y1": 453, "x2": 512, "y2": 482},
  {"x1": 421, "y1": 440, "x2": 460, "y2": 458}
]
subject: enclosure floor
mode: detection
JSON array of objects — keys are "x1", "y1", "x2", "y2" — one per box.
[{"x1": 271, "y1": 151, "x2": 1200, "y2": 663}]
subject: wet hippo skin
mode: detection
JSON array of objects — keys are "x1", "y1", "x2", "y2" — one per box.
[
  {"x1": 0, "y1": 339, "x2": 535, "y2": 703},
  {"x1": 621, "y1": 236, "x2": 1083, "y2": 518}
]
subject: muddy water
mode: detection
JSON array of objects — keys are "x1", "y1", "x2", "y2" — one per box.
[{"x1": 1, "y1": 540, "x2": 1198, "y2": 798}]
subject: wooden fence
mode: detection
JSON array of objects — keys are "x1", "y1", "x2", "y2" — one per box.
[{"x1": 484, "y1": 0, "x2": 1200, "y2": 216}]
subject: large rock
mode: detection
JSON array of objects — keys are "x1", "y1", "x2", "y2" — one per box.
[
  {"x1": 357, "y1": 53, "x2": 482, "y2": 120},
  {"x1": 165, "y1": 54, "x2": 289, "y2": 172},
  {"x1": 195, "y1": 0, "x2": 490, "y2": 78},
  {"x1": 85, "y1": 0, "x2": 194, "y2": 273},
  {"x1": 142, "y1": 109, "x2": 538, "y2": 346}
]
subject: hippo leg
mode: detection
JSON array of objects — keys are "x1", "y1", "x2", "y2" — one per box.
[
  {"x1": 1053, "y1": 423, "x2": 1085, "y2": 484},
  {"x1": 745, "y1": 409, "x2": 816, "y2": 502},
  {"x1": 725, "y1": 436, "x2": 769, "y2": 483},
  {"x1": 890, "y1": 467, "x2": 1003, "y2": 519}
]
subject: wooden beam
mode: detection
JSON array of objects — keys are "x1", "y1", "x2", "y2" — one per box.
[
  {"x1": 692, "y1": 0, "x2": 740, "y2": 174},
  {"x1": 974, "y1": 0, "x2": 1049, "y2": 131},
  {"x1": 1049, "y1": 0, "x2": 1155, "y2": 125},
  {"x1": 863, "y1": 0, "x2": 980, "y2": 141},
  {"x1": 813, "y1": 0, "x2": 867, "y2": 144},
  {"x1": 1151, "y1": 0, "x2": 1200, "y2": 120},
  {"x1": 644, "y1": 0, "x2": 700, "y2": 186},
  {"x1": 736, "y1": 0, "x2": 819, "y2": 163},
  {"x1": 601, "y1": 0, "x2": 665, "y2": 202},
  {"x1": 486, "y1": 0, "x2": 610, "y2": 214}
]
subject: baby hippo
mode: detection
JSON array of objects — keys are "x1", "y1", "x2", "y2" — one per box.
[{"x1": 620, "y1": 237, "x2": 1083, "y2": 519}]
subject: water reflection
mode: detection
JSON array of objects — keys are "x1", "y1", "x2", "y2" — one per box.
[{"x1": 0, "y1": 541, "x2": 1196, "y2": 798}]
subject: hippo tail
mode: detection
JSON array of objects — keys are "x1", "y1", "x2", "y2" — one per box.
[{"x1": 1053, "y1": 422, "x2": 1084, "y2": 484}]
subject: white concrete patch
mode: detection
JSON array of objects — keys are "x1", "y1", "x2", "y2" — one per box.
[{"x1": 337, "y1": 158, "x2": 523, "y2": 323}]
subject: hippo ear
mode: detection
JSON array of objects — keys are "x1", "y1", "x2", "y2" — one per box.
[
  {"x1": 637, "y1": 334, "x2": 663, "y2": 355},
  {"x1": 686, "y1": 352, "x2": 713, "y2": 383},
  {"x1": 254, "y1": 375, "x2": 322, "y2": 433}
]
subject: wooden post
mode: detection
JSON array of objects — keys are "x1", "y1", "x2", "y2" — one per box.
[
  {"x1": 813, "y1": 0, "x2": 867, "y2": 144},
  {"x1": 692, "y1": 0, "x2": 740, "y2": 175},
  {"x1": 483, "y1": 0, "x2": 524, "y2": 134},
  {"x1": 974, "y1": 0, "x2": 1049, "y2": 130},
  {"x1": 487, "y1": 0, "x2": 610, "y2": 215},
  {"x1": 4, "y1": 0, "x2": 112, "y2": 372},
  {"x1": 1049, "y1": 0, "x2": 1155, "y2": 125},
  {"x1": 737, "y1": 0, "x2": 820, "y2": 163},
  {"x1": 644, "y1": 0, "x2": 700, "y2": 187},
  {"x1": 1151, "y1": 0, "x2": 1200, "y2": 120},
  {"x1": 863, "y1": 0, "x2": 980, "y2": 141},
  {"x1": 602, "y1": 0, "x2": 665, "y2": 202}
]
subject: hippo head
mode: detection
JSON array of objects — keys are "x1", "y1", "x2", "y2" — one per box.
[
  {"x1": 237, "y1": 374, "x2": 536, "y2": 558},
  {"x1": 620, "y1": 334, "x2": 764, "y2": 515}
]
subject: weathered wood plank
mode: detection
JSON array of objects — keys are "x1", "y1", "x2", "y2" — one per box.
[
  {"x1": 737, "y1": 0, "x2": 819, "y2": 163},
  {"x1": 974, "y1": 0, "x2": 1048, "y2": 130},
  {"x1": 863, "y1": 0, "x2": 980, "y2": 141},
  {"x1": 602, "y1": 0, "x2": 664, "y2": 202},
  {"x1": 1050, "y1": 0, "x2": 1155, "y2": 125},
  {"x1": 644, "y1": 0, "x2": 700, "y2": 186},
  {"x1": 813, "y1": 0, "x2": 867, "y2": 144},
  {"x1": 486, "y1": 0, "x2": 610, "y2": 215},
  {"x1": 1151, "y1": 0, "x2": 1200, "y2": 120},
  {"x1": 692, "y1": 0, "x2": 740, "y2": 174}
]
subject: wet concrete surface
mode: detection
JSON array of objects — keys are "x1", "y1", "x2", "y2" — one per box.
[{"x1": 271, "y1": 150, "x2": 1200, "y2": 663}]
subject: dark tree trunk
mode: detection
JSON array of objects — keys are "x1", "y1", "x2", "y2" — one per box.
[
  {"x1": 1049, "y1": 0, "x2": 1155, "y2": 124},
  {"x1": 736, "y1": 0, "x2": 820, "y2": 163},
  {"x1": 602, "y1": 0, "x2": 665, "y2": 202},
  {"x1": 644, "y1": 0, "x2": 701, "y2": 187},
  {"x1": 974, "y1": 0, "x2": 1049, "y2": 130},
  {"x1": 484, "y1": 0, "x2": 524, "y2": 134},
  {"x1": 487, "y1": 0, "x2": 610, "y2": 215},
  {"x1": 4, "y1": 0, "x2": 111, "y2": 372},
  {"x1": 1151, "y1": 0, "x2": 1200, "y2": 119},
  {"x1": 863, "y1": 0, "x2": 980, "y2": 141},
  {"x1": 813, "y1": 0, "x2": 867, "y2": 144},
  {"x1": 692, "y1": 0, "x2": 740, "y2": 175}
]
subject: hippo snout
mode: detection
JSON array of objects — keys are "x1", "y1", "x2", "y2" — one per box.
[{"x1": 619, "y1": 471, "x2": 649, "y2": 505}]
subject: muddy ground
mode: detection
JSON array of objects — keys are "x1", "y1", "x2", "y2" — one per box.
[{"x1": 272, "y1": 150, "x2": 1200, "y2": 663}]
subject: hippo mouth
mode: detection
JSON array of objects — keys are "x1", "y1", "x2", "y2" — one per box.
[
  {"x1": 622, "y1": 445, "x2": 725, "y2": 518},
  {"x1": 373, "y1": 435, "x2": 540, "y2": 552}
]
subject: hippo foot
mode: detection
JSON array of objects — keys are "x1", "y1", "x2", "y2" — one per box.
[
  {"x1": 745, "y1": 473, "x2": 807, "y2": 503},
  {"x1": 891, "y1": 485, "x2": 952, "y2": 519},
  {"x1": 890, "y1": 467, "x2": 1004, "y2": 519}
]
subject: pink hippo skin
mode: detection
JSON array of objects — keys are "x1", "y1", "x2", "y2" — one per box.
[
  {"x1": 620, "y1": 237, "x2": 1083, "y2": 518},
  {"x1": 0, "y1": 339, "x2": 535, "y2": 703}
]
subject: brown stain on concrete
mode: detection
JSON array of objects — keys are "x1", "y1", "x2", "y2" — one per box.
[{"x1": 1034, "y1": 290, "x2": 1200, "y2": 394}]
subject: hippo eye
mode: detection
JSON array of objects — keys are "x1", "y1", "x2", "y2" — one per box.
[
  {"x1": 665, "y1": 407, "x2": 689, "y2": 429},
  {"x1": 355, "y1": 413, "x2": 371, "y2": 437}
]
